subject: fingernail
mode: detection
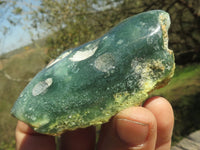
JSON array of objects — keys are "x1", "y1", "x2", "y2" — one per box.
[{"x1": 116, "y1": 118, "x2": 149, "y2": 148}]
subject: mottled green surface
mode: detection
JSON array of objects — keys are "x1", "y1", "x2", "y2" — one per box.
[{"x1": 11, "y1": 10, "x2": 175, "y2": 135}]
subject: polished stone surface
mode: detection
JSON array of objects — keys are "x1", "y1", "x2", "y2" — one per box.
[{"x1": 11, "y1": 10, "x2": 175, "y2": 135}]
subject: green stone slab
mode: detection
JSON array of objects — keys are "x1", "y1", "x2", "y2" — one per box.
[{"x1": 11, "y1": 10, "x2": 175, "y2": 135}]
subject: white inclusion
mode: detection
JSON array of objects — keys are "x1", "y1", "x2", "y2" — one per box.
[
  {"x1": 46, "y1": 50, "x2": 72, "y2": 68},
  {"x1": 117, "y1": 39, "x2": 123, "y2": 45},
  {"x1": 32, "y1": 78, "x2": 53, "y2": 96},
  {"x1": 46, "y1": 59, "x2": 60, "y2": 68},
  {"x1": 149, "y1": 25, "x2": 160, "y2": 36},
  {"x1": 103, "y1": 35, "x2": 108, "y2": 40},
  {"x1": 166, "y1": 65, "x2": 171, "y2": 70},
  {"x1": 32, "y1": 114, "x2": 50, "y2": 127},
  {"x1": 69, "y1": 46, "x2": 98, "y2": 62},
  {"x1": 94, "y1": 53, "x2": 115, "y2": 73},
  {"x1": 138, "y1": 25, "x2": 161, "y2": 40}
]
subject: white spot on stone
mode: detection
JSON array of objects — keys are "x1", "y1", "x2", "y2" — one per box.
[
  {"x1": 117, "y1": 39, "x2": 123, "y2": 45},
  {"x1": 138, "y1": 25, "x2": 161, "y2": 41},
  {"x1": 19, "y1": 93, "x2": 24, "y2": 98},
  {"x1": 94, "y1": 53, "x2": 115, "y2": 73},
  {"x1": 148, "y1": 25, "x2": 160, "y2": 37},
  {"x1": 70, "y1": 41, "x2": 100, "y2": 62},
  {"x1": 166, "y1": 65, "x2": 171, "y2": 70},
  {"x1": 45, "y1": 78, "x2": 53, "y2": 86},
  {"x1": 69, "y1": 40, "x2": 100, "y2": 62},
  {"x1": 32, "y1": 78, "x2": 53, "y2": 96},
  {"x1": 32, "y1": 114, "x2": 50, "y2": 127},
  {"x1": 140, "y1": 22, "x2": 146, "y2": 26},
  {"x1": 46, "y1": 50, "x2": 72, "y2": 68},
  {"x1": 103, "y1": 35, "x2": 108, "y2": 40},
  {"x1": 31, "y1": 116, "x2": 37, "y2": 121},
  {"x1": 46, "y1": 59, "x2": 59, "y2": 68},
  {"x1": 69, "y1": 48, "x2": 97, "y2": 62},
  {"x1": 60, "y1": 50, "x2": 72, "y2": 59}
]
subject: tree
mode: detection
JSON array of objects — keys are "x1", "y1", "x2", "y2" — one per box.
[
  {"x1": 0, "y1": 0, "x2": 23, "y2": 54},
  {"x1": 1, "y1": 0, "x2": 200, "y2": 64},
  {"x1": 28, "y1": 0, "x2": 125, "y2": 58}
]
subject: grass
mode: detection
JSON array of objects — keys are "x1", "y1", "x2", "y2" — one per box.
[
  {"x1": 151, "y1": 64, "x2": 200, "y2": 144},
  {"x1": 0, "y1": 48, "x2": 48, "y2": 149},
  {"x1": 0, "y1": 47, "x2": 199, "y2": 148},
  {"x1": 151, "y1": 64, "x2": 200, "y2": 100}
]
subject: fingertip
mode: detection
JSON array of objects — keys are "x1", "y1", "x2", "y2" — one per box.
[
  {"x1": 97, "y1": 107, "x2": 159, "y2": 150},
  {"x1": 143, "y1": 96, "x2": 174, "y2": 148},
  {"x1": 143, "y1": 96, "x2": 174, "y2": 131},
  {"x1": 115, "y1": 118, "x2": 149, "y2": 147},
  {"x1": 115, "y1": 107, "x2": 157, "y2": 132},
  {"x1": 143, "y1": 96, "x2": 171, "y2": 109},
  {"x1": 16, "y1": 120, "x2": 37, "y2": 135},
  {"x1": 15, "y1": 121, "x2": 56, "y2": 150},
  {"x1": 60, "y1": 126, "x2": 96, "y2": 150},
  {"x1": 115, "y1": 107, "x2": 157, "y2": 149}
]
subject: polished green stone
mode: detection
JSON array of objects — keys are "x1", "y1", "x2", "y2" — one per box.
[{"x1": 11, "y1": 10, "x2": 175, "y2": 135}]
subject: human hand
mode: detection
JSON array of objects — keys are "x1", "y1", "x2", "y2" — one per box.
[{"x1": 15, "y1": 96, "x2": 174, "y2": 150}]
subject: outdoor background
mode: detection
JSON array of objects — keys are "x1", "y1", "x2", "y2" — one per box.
[{"x1": 0, "y1": 0, "x2": 200, "y2": 149}]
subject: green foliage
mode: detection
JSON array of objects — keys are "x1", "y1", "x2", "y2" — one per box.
[
  {"x1": 151, "y1": 64, "x2": 200, "y2": 100},
  {"x1": 0, "y1": 1, "x2": 6, "y2": 5},
  {"x1": 172, "y1": 93, "x2": 200, "y2": 144},
  {"x1": 151, "y1": 64, "x2": 200, "y2": 144},
  {"x1": 0, "y1": 140, "x2": 15, "y2": 150},
  {"x1": 45, "y1": 15, "x2": 102, "y2": 59},
  {"x1": 0, "y1": 48, "x2": 47, "y2": 148},
  {"x1": 32, "y1": 0, "x2": 119, "y2": 59},
  {"x1": 1, "y1": 0, "x2": 199, "y2": 64},
  {"x1": 13, "y1": 7, "x2": 22, "y2": 15},
  {"x1": 34, "y1": 0, "x2": 199, "y2": 64}
]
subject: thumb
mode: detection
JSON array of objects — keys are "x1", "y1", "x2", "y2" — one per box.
[{"x1": 97, "y1": 107, "x2": 157, "y2": 150}]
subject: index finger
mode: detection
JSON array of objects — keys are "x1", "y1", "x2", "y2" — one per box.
[
  {"x1": 143, "y1": 96, "x2": 174, "y2": 149},
  {"x1": 15, "y1": 120, "x2": 56, "y2": 150}
]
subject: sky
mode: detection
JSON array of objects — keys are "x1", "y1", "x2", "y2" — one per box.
[
  {"x1": 0, "y1": 24, "x2": 35, "y2": 55},
  {"x1": 0, "y1": 0, "x2": 42, "y2": 55},
  {"x1": 0, "y1": 0, "x2": 122, "y2": 55}
]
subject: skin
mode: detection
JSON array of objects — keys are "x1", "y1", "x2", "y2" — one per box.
[{"x1": 15, "y1": 96, "x2": 174, "y2": 150}]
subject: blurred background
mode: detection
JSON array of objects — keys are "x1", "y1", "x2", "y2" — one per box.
[{"x1": 0, "y1": 0, "x2": 199, "y2": 149}]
